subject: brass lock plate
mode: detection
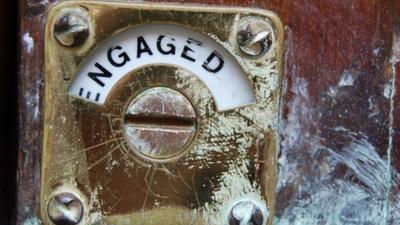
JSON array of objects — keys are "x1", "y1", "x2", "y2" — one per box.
[{"x1": 42, "y1": 1, "x2": 283, "y2": 225}]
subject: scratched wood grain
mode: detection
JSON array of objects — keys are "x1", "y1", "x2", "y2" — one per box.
[{"x1": 16, "y1": 0, "x2": 399, "y2": 224}]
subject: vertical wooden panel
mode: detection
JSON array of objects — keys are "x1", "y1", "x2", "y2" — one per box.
[{"x1": 17, "y1": 0, "x2": 46, "y2": 224}]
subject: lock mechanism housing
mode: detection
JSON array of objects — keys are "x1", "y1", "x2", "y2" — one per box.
[{"x1": 42, "y1": 2, "x2": 283, "y2": 225}]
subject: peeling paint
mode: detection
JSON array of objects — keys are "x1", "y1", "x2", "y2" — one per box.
[
  {"x1": 25, "y1": 78, "x2": 42, "y2": 121},
  {"x1": 338, "y1": 70, "x2": 354, "y2": 87},
  {"x1": 23, "y1": 217, "x2": 41, "y2": 225},
  {"x1": 276, "y1": 77, "x2": 400, "y2": 225},
  {"x1": 281, "y1": 77, "x2": 313, "y2": 150},
  {"x1": 23, "y1": 32, "x2": 34, "y2": 54},
  {"x1": 275, "y1": 130, "x2": 400, "y2": 225},
  {"x1": 384, "y1": 82, "x2": 393, "y2": 99},
  {"x1": 373, "y1": 47, "x2": 384, "y2": 57}
]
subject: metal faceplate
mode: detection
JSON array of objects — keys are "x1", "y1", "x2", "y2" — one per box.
[{"x1": 42, "y1": 1, "x2": 283, "y2": 225}]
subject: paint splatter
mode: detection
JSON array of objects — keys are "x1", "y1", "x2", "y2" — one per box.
[
  {"x1": 384, "y1": 83, "x2": 393, "y2": 99},
  {"x1": 338, "y1": 70, "x2": 354, "y2": 87},
  {"x1": 276, "y1": 77, "x2": 399, "y2": 225},
  {"x1": 23, "y1": 217, "x2": 41, "y2": 225},
  {"x1": 23, "y1": 32, "x2": 34, "y2": 53}
]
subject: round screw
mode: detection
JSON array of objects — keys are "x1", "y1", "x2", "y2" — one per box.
[
  {"x1": 54, "y1": 9, "x2": 89, "y2": 47},
  {"x1": 47, "y1": 192, "x2": 84, "y2": 225},
  {"x1": 237, "y1": 19, "x2": 274, "y2": 57},
  {"x1": 229, "y1": 201, "x2": 266, "y2": 225},
  {"x1": 123, "y1": 87, "x2": 197, "y2": 161}
]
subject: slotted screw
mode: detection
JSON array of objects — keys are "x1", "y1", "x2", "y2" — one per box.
[
  {"x1": 237, "y1": 18, "x2": 274, "y2": 57},
  {"x1": 229, "y1": 201, "x2": 267, "y2": 225},
  {"x1": 47, "y1": 192, "x2": 84, "y2": 225},
  {"x1": 54, "y1": 9, "x2": 89, "y2": 47},
  {"x1": 123, "y1": 87, "x2": 197, "y2": 160}
]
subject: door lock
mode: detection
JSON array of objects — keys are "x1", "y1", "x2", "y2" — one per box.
[{"x1": 42, "y1": 2, "x2": 283, "y2": 225}]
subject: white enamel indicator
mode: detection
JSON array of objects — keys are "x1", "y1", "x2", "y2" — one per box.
[{"x1": 68, "y1": 24, "x2": 256, "y2": 111}]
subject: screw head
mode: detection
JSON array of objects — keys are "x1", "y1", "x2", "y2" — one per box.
[
  {"x1": 237, "y1": 19, "x2": 274, "y2": 57},
  {"x1": 229, "y1": 201, "x2": 266, "y2": 225},
  {"x1": 123, "y1": 87, "x2": 197, "y2": 161},
  {"x1": 47, "y1": 192, "x2": 84, "y2": 225},
  {"x1": 54, "y1": 9, "x2": 89, "y2": 47}
]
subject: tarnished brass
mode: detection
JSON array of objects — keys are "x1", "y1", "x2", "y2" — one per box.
[
  {"x1": 123, "y1": 87, "x2": 197, "y2": 162},
  {"x1": 42, "y1": 1, "x2": 283, "y2": 225}
]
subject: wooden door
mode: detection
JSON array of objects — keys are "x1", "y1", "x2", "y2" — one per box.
[{"x1": 11, "y1": 0, "x2": 400, "y2": 224}]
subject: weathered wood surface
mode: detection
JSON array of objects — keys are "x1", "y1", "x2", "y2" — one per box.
[
  {"x1": 16, "y1": 0, "x2": 400, "y2": 224},
  {"x1": 390, "y1": 2, "x2": 400, "y2": 225}
]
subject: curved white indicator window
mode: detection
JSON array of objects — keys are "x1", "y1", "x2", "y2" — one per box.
[{"x1": 68, "y1": 24, "x2": 256, "y2": 111}]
